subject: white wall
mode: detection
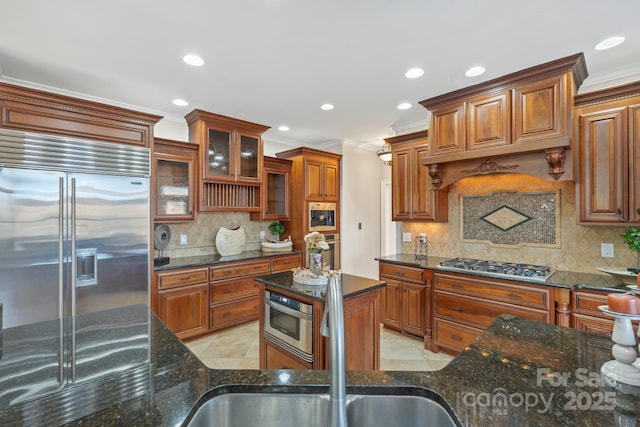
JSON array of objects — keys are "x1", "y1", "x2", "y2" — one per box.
[{"x1": 340, "y1": 142, "x2": 385, "y2": 279}]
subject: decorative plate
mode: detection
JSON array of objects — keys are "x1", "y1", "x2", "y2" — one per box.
[{"x1": 598, "y1": 305, "x2": 640, "y2": 320}]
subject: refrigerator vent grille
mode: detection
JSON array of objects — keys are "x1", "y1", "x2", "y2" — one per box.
[{"x1": 0, "y1": 129, "x2": 150, "y2": 176}]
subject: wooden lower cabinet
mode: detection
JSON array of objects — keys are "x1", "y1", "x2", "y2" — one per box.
[
  {"x1": 571, "y1": 289, "x2": 616, "y2": 336},
  {"x1": 157, "y1": 283, "x2": 210, "y2": 340},
  {"x1": 261, "y1": 286, "x2": 381, "y2": 371},
  {"x1": 379, "y1": 262, "x2": 429, "y2": 340},
  {"x1": 153, "y1": 253, "x2": 302, "y2": 339},
  {"x1": 433, "y1": 272, "x2": 553, "y2": 355},
  {"x1": 265, "y1": 340, "x2": 312, "y2": 370}
]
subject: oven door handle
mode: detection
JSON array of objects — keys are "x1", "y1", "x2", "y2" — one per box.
[{"x1": 265, "y1": 299, "x2": 313, "y2": 320}]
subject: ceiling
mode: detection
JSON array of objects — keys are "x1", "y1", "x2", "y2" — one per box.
[{"x1": 1, "y1": 0, "x2": 640, "y2": 150}]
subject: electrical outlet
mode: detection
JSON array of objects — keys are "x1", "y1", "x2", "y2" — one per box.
[
  {"x1": 260, "y1": 231, "x2": 266, "y2": 239},
  {"x1": 180, "y1": 234, "x2": 188, "y2": 245},
  {"x1": 402, "y1": 232, "x2": 412, "y2": 242},
  {"x1": 601, "y1": 243, "x2": 614, "y2": 258}
]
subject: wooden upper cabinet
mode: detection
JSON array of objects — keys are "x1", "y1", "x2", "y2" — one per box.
[
  {"x1": 467, "y1": 90, "x2": 510, "y2": 150},
  {"x1": 250, "y1": 156, "x2": 292, "y2": 221},
  {"x1": 185, "y1": 109, "x2": 269, "y2": 185},
  {"x1": 513, "y1": 75, "x2": 565, "y2": 145},
  {"x1": 630, "y1": 104, "x2": 640, "y2": 223},
  {"x1": 277, "y1": 147, "x2": 341, "y2": 203},
  {"x1": 304, "y1": 156, "x2": 339, "y2": 201},
  {"x1": 420, "y1": 53, "x2": 586, "y2": 167},
  {"x1": 429, "y1": 101, "x2": 466, "y2": 157},
  {"x1": 153, "y1": 138, "x2": 198, "y2": 222},
  {"x1": 574, "y1": 81, "x2": 640, "y2": 224},
  {"x1": 578, "y1": 107, "x2": 627, "y2": 223},
  {"x1": 388, "y1": 131, "x2": 448, "y2": 222},
  {"x1": 0, "y1": 82, "x2": 161, "y2": 147}
]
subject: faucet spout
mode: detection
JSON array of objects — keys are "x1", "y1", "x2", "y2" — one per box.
[{"x1": 321, "y1": 274, "x2": 347, "y2": 427}]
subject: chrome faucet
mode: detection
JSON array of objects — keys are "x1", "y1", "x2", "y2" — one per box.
[{"x1": 320, "y1": 274, "x2": 347, "y2": 427}]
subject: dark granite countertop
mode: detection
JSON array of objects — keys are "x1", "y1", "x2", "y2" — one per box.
[
  {"x1": 154, "y1": 250, "x2": 302, "y2": 271},
  {"x1": 375, "y1": 254, "x2": 632, "y2": 292},
  {"x1": 0, "y1": 305, "x2": 638, "y2": 426},
  {"x1": 254, "y1": 271, "x2": 386, "y2": 302}
]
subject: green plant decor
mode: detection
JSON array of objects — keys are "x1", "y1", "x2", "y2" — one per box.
[
  {"x1": 622, "y1": 226, "x2": 640, "y2": 273},
  {"x1": 268, "y1": 221, "x2": 285, "y2": 241}
]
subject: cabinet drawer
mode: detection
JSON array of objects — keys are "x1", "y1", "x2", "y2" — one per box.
[
  {"x1": 435, "y1": 318, "x2": 481, "y2": 354},
  {"x1": 211, "y1": 278, "x2": 261, "y2": 304},
  {"x1": 211, "y1": 297, "x2": 260, "y2": 329},
  {"x1": 435, "y1": 291, "x2": 550, "y2": 329},
  {"x1": 379, "y1": 263, "x2": 424, "y2": 283},
  {"x1": 270, "y1": 254, "x2": 302, "y2": 273},
  {"x1": 572, "y1": 290, "x2": 609, "y2": 318},
  {"x1": 210, "y1": 260, "x2": 270, "y2": 280},
  {"x1": 573, "y1": 314, "x2": 613, "y2": 337},
  {"x1": 156, "y1": 268, "x2": 208, "y2": 290},
  {"x1": 435, "y1": 273, "x2": 550, "y2": 310}
]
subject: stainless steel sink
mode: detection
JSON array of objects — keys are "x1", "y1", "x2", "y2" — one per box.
[{"x1": 185, "y1": 393, "x2": 458, "y2": 427}]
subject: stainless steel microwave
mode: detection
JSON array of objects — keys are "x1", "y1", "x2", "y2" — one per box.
[{"x1": 308, "y1": 202, "x2": 337, "y2": 232}]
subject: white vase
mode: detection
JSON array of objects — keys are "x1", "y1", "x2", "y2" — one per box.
[
  {"x1": 309, "y1": 252, "x2": 323, "y2": 277},
  {"x1": 215, "y1": 226, "x2": 246, "y2": 256}
]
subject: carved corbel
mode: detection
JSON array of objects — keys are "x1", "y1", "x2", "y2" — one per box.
[
  {"x1": 427, "y1": 163, "x2": 442, "y2": 187},
  {"x1": 545, "y1": 147, "x2": 566, "y2": 180}
]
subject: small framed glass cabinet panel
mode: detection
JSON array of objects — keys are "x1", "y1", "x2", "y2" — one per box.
[
  {"x1": 153, "y1": 139, "x2": 198, "y2": 222},
  {"x1": 251, "y1": 156, "x2": 292, "y2": 221}
]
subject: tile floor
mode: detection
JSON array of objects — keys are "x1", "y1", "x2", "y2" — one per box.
[{"x1": 185, "y1": 321, "x2": 453, "y2": 371}]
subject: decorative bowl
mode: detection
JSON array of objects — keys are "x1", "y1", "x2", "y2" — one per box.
[{"x1": 597, "y1": 267, "x2": 638, "y2": 285}]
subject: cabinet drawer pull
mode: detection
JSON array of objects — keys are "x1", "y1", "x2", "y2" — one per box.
[
  {"x1": 637, "y1": 207, "x2": 640, "y2": 215},
  {"x1": 507, "y1": 293, "x2": 521, "y2": 299},
  {"x1": 450, "y1": 307, "x2": 463, "y2": 312},
  {"x1": 222, "y1": 312, "x2": 231, "y2": 318},
  {"x1": 451, "y1": 284, "x2": 463, "y2": 289},
  {"x1": 223, "y1": 289, "x2": 232, "y2": 294},
  {"x1": 395, "y1": 271, "x2": 405, "y2": 276},
  {"x1": 451, "y1": 335, "x2": 462, "y2": 342},
  {"x1": 180, "y1": 276, "x2": 190, "y2": 281},
  {"x1": 617, "y1": 208, "x2": 622, "y2": 215}
]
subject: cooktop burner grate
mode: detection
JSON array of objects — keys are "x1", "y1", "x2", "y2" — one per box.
[{"x1": 438, "y1": 257, "x2": 554, "y2": 282}]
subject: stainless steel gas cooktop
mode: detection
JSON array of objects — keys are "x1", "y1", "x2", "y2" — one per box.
[{"x1": 437, "y1": 257, "x2": 554, "y2": 283}]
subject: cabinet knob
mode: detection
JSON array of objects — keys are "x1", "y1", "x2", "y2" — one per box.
[
  {"x1": 637, "y1": 207, "x2": 640, "y2": 215},
  {"x1": 617, "y1": 208, "x2": 622, "y2": 215}
]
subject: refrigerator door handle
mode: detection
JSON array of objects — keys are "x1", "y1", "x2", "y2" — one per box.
[
  {"x1": 71, "y1": 178, "x2": 77, "y2": 317},
  {"x1": 58, "y1": 177, "x2": 64, "y2": 320}
]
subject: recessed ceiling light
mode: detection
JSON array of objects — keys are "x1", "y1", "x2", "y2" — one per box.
[
  {"x1": 465, "y1": 66, "x2": 486, "y2": 77},
  {"x1": 172, "y1": 98, "x2": 189, "y2": 106},
  {"x1": 595, "y1": 36, "x2": 625, "y2": 50},
  {"x1": 278, "y1": 125, "x2": 290, "y2": 131},
  {"x1": 183, "y1": 54, "x2": 204, "y2": 66},
  {"x1": 397, "y1": 102, "x2": 412, "y2": 110},
  {"x1": 405, "y1": 68, "x2": 424, "y2": 79},
  {"x1": 320, "y1": 103, "x2": 334, "y2": 111}
]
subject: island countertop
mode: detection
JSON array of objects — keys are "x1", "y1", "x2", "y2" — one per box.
[
  {"x1": 1, "y1": 306, "x2": 638, "y2": 426},
  {"x1": 254, "y1": 271, "x2": 386, "y2": 302}
]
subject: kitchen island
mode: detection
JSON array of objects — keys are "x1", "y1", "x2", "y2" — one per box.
[
  {"x1": 0, "y1": 304, "x2": 638, "y2": 426},
  {"x1": 254, "y1": 271, "x2": 386, "y2": 371}
]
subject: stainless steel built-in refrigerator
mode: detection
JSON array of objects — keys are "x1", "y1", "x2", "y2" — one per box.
[
  {"x1": 0, "y1": 129, "x2": 151, "y2": 410},
  {"x1": 0, "y1": 129, "x2": 150, "y2": 328}
]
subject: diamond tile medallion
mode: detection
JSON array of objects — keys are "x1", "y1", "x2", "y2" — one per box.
[{"x1": 461, "y1": 190, "x2": 559, "y2": 247}]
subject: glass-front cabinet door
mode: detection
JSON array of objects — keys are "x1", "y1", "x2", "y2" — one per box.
[
  {"x1": 239, "y1": 134, "x2": 260, "y2": 180},
  {"x1": 206, "y1": 128, "x2": 232, "y2": 179},
  {"x1": 252, "y1": 156, "x2": 291, "y2": 221},
  {"x1": 153, "y1": 139, "x2": 197, "y2": 222}
]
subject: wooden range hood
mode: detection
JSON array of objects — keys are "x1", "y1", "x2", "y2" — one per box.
[{"x1": 419, "y1": 53, "x2": 588, "y2": 188}]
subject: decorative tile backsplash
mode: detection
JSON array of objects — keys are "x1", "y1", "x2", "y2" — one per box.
[
  {"x1": 402, "y1": 174, "x2": 637, "y2": 275},
  {"x1": 155, "y1": 212, "x2": 276, "y2": 258},
  {"x1": 461, "y1": 190, "x2": 559, "y2": 248}
]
